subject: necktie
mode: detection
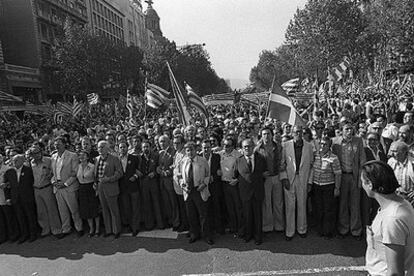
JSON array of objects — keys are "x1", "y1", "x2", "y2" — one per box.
[
  {"x1": 188, "y1": 159, "x2": 194, "y2": 191},
  {"x1": 247, "y1": 157, "x2": 252, "y2": 172}
]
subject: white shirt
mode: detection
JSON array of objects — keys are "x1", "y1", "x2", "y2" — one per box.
[
  {"x1": 15, "y1": 167, "x2": 22, "y2": 183},
  {"x1": 56, "y1": 150, "x2": 67, "y2": 181},
  {"x1": 245, "y1": 154, "x2": 255, "y2": 171},
  {"x1": 220, "y1": 149, "x2": 242, "y2": 181},
  {"x1": 119, "y1": 155, "x2": 128, "y2": 173}
]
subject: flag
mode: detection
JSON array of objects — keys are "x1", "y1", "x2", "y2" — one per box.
[
  {"x1": 166, "y1": 62, "x2": 192, "y2": 125},
  {"x1": 202, "y1": 93, "x2": 234, "y2": 106},
  {"x1": 185, "y1": 82, "x2": 209, "y2": 126},
  {"x1": 87, "y1": 93, "x2": 99, "y2": 105},
  {"x1": 266, "y1": 83, "x2": 305, "y2": 126},
  {"x1": 53, "y1": 112, "x2": 64, "y2": 124},
  {"x1": 281, "y1": 78, "x2": 300, "y2": 95},
  {"x1": 56, "y1": 102, "x2": 72, "y2": 115},
  {"x1": 126, "y1": 91, "x2": 140, "y2": 116},
  {"x1": 400, "y1": 74, "x2": 414, "y2": 96},
  {"x1": 318, "y1": 82, "x2": 328, "y2": 102},
  {"x1": 146, "y1": 83, "x2": 170, "y2": 109},
  {"x1": 332, "y1": 56, "x2": 350, "y2": 81},
  {"x1": 72, "y1": 98, "x2": 83, "y2": 118}
]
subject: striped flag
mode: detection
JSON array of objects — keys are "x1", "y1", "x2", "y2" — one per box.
[
  {"x1": 266, "y1": 83, "x2": 305, "y2": 126},
  {"x1": 185, "y1": 82, "x2": 209, "y2": 126},
  {"x1": 72, "y1": 98, "x2": 83, "y2": 118},
  {"x1": 53, "y1": 112, "x2": 64, "y2": 124},
  {"x1": 56, "y1": 102, "x2": 72, "y2": 115},
  {"x1": 281, "y1": 78, "x2": 300, "y2": 95},
  {"x1": 146, "y1": 83, "x2": 170, "y2": 109},
  {"x1": 126, "y1": 91, "x2": 140, "y2": 116},
  {"x1": 167, "y1": 62, "x2": 192, "y2": 125},
  {"x1": 87, "y1": 93, "x2": 99, "y2": 105},
  {"x1": 332, "y1": 56, "x2": 350, "y2": 81},
  {"x1": 400, "y1": 74, "x2": 414, "y2": 96},
  {"x1": 202, "y1": 93, "x2": 234, "y2": 106}
]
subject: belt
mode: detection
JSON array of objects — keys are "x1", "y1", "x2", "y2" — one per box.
[
  {"x1": 34, "y1": 184, "x2": 52, "y2": 190},
  {"x1": 342, "y1": 171, "x2": 353, "y2": 174}
]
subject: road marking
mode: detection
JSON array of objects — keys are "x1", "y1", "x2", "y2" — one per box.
[{"x1": 183, "y1": 266, "x2": 367, "y2": 276}]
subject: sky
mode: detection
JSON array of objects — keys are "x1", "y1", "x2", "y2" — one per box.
[{"x1": 153, "y1": 0, "x2": 307, "y2": 88}]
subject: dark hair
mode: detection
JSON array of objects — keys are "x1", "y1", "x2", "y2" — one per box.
[
  {"x1": 260, "y1": 127, "x2": 273, "y2": 135},
  {"x1": 361, "y1": 160, "x2": 400, "y2": 194},
  {"x1": 55, "y1": 136, "x2": 67, "y2": 145},
  {"x1": 320, "y1": 136, "x2": 332, "y2": 147}
]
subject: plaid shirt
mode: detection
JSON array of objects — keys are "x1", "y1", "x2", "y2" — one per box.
[
  {"x1": 312, "y1": 152, "x2": 342, "y2": 186},
  {"x1": 388, "y1": 157, "x2": 414, "y2": 194},
  {"x1": 97, "y1": 157, "x2": 106, "y2": 179}
]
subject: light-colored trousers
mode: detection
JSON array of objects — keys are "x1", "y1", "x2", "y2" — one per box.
[
  {"x1": 262, "y1": 175, "x2": 284, "y2": 232},
  {"x1": 338, "y1": 173, "x2": 362, "y2": 236},
  {"x1": 35, "y1": 186, "x2": 62, "y2": 235},
  {"x1": 284, "y1": 177, "x2": 307, "y2": 237},
  {"x1": 98, "y1": 190, "x2": 121, "y2": 235},
  {"x1": 55, "y1": 188, "x2": 83, "y2": 233}
]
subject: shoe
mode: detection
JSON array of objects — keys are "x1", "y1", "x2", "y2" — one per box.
[
  {"x1": 255, "y1": 240, "x2": 262, "y2": 245},
  {"x1": 114, "y1": 233, "x2": 121, "y2": 239},
  {"x1": 324, "y1": 234, "x2": 333, "y2": 240},
  {"x1": 40, "y1": 232, "x2": 50, "y2": 238},
  {"x1": 76, "y1": 230, "x2": 84, "y2": 238},
  {"x1": 10, "y1": 236, "x2": 19, "y2": 242},
  {"x1": 88, "y1": 233, "x2": 94, "y2": 238},
  {"x1": 94, "y1": 231, "x2": 101, "y2": 237},
  {"x1": 103, "y1": 233, "x2": 111, "y2": 238},
  {"x1": 189, "y1": 236, "x2": 198, "y2": 243},
  {"x1": 353, "y1": 235, "x2": 362, "y2": 241},
  {"x1": 132, "y1": 230, "x2": 139, "y2": 237},
  {"x1": 206, "y1": 239, "x2": 214, "y2": 245},
  {"x1": 54, "y1": 233, "x2": 66, "y2": 240},
  {"x1": 244, "y1": 237, "x2": 252, "y2": 243},
  {"x1": 298, "y1": 233, "x2": 307, "y2": 238},
  {"x1": 285, "y1": 236, "x2": 293, "y2": 241},
  {"x1": 337, "y1": 233, "x2": 347, "y2": 239},
  {"x1": 28, "y1": 236, "x2": 37, "y2": 243},
  {"x1": 18, "y1": 236, "x2": 28, "y2": 244},
  {"x1": 172, "y1": 226, "x2": 179, "y2": 231}
]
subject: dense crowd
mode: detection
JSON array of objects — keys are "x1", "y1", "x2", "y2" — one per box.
[{"x1": 0, "y1": 91, "x2": 414, "y2": 273}]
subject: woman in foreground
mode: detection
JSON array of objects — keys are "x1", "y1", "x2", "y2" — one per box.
[{"x1": 362, "y1": 160, "x2": 414, "y2": 276}]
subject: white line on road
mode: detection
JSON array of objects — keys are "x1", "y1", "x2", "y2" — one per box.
[{"x1": 182, "y1": 266, "x2": 367, "y2": 276}]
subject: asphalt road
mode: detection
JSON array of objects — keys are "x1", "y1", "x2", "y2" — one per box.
[{"x1": 0, "y1": 228, "x2": 366, "y2": 276}]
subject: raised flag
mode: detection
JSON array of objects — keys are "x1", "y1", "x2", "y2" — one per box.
[
  {"x1": 87, "y1": 93, "x2": 99, "y2": 105},
  {"x1": 146, "y1": 83, "x2": 170, "y2": 109},
  {"x1": 202, "y1": 93, "x2": 234, "y2": 106},
  {"x1": 281, "y1": 78, "x2": 300, "y2": 95},
  {"x1": 185, "y1": 82, "x2": 209, "y2": 126},
  {"x1": 72, "y1": 98, "x2": 83, "y2": 118},
  {"x1": 332, "y1": 56, "x2": 350, "y2": 81},
  {"x1": 266, "y1": 83, "x2": 305, "y2": 126},
  {"x1": 56, "y1": 102, "x2": 72, "y2": 115},
  {"x1": 167, "y1": 62, "x2": 192, "y2": 125}
]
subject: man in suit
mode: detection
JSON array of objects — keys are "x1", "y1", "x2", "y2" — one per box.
[
  {"x1": 138, "y1": 140, "x2": 164, "y2": 230},
  {"x1": 235, "y1": 139, "x2": 266, "y2": 245},
  {"x1": 179, "y1": 141, "x2": 213, "y2": 245},
  {"x1": 368, "y1": 122, "x2": 393, "y2": 154},
  {"x1": 6, "y1": 155, "x2": 37, "y2": 243},
  {"x1": 96, "y1": 140, "x2": 123, "y2": 238},
  {"x1": 280, "y1": 125, "x2": 314, "y2": 241},
  {"x1": 201, "y1": 139, "x2": 225, "y2": 235},
  {"x1": 332, "y1": 122, "x2": 366, "y2": 240},
  {"x1": 118, "y1": 142, "x2": 141, "y2": 236},
  {"x1": 254, "y1": 127, "x2": 285, "y2": 233},
  {"x1": 157, "y1": 135, "x2": 179, "y2": 229},
  {"x1": 51, "y1": 136, "x2": 83, "y2": 237}
]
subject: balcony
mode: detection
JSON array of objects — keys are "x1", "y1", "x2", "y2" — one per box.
[{"x1": 42, "y1": 0, "x2": 88, "y2": 22}]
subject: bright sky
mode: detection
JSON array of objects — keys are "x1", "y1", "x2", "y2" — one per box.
[{"x1": 154, "y1": 0, "x2": 306, "y2": 88}]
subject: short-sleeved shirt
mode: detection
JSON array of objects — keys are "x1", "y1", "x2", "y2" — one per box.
[
  {"x1": 220, "y1": 149, "x2": 242, "y2": 182},
  {"x1": 312, "y1": 152, "x2": 342, "y2": 186},
  {"x1": 365, "y1": 200, "x2": 414, "y2": 276},
  {"x1": 31, "y1": 157, "x2": 53, "y2": 188}
]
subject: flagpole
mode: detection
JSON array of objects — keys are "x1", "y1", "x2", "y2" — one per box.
[{"x1": 266, "y1": 74, "x2": 276, "y2": 118}]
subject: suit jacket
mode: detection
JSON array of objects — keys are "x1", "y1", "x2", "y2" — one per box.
[
  {"x1": 94, "y1": 154, "x2": 123, "y2": 197},
  {"x1": 235, "y1": 152, "x2": 266, "y2": 202},
  {"x1": 51, "y1": 150, "x2": 79, "y2": 192},
  {"x1": 158, "y1": 147, "x2": 175, "y2": 183},
  {"x1": 380, "y1": 137, "x2": 393, "y2": 156},
  {"x1": 179, "y1": 155, "x2": 210, "y2": 202},
  {"x1": 5, "y1": 166, "x2": 35, "y2": 204},
  {"x1": 364, "y1": 147, "x2": 387, "y2": 162},
  {"x1": 200, "y1": 152, "x2": 222, "y2": 196},
  {"x1": 118, "y1": 154, "x2": 140, "y2": 194},
  {"x1": 280, "y1": 139, "x2": 314, "y2": 187},
  {"x1": 332, "y1": 136, "x2": 366, "y2": 187},
  {"x1": 138, "y1": 152, "x2": 159, "y2": 184}
]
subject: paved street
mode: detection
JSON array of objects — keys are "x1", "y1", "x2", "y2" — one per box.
[{"x1": 0, "y1": 229, "x2": 366, "y2": 276}]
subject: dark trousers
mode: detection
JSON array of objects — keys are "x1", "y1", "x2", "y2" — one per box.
[
  {"x1": 313, "y1": 184, "x2": 336, "y2": 236},
  {"x1": 0, "y1": 205, "x2": 19, "y2": 242},
  {"x1": 160, "y1": 178, "x2": 179, "y2": 228},
  {"x1": 177, "y1": 194, "x2": 189, "y2": 230},
  {"x1": 141, "y1": 178, "x2": 164, "y2": 230},
  {"x1": 119, "y1": 191, "x2": 141, "y2": 232},
  {"x1": 207, "y1": 186, "x2": 225, "y2": 234},
  {"x1": 223, "y1": 183, "x2": 242, "y2": 234},
  {"x1": 185, "y1": 191, "x2": 211, "y2": 239},
  {"x1": 361, "y1": 189, "x2": 379, "y2": 229},
  {"x1": 241, "y1": 197, "x2": 263, "y2": 242},
  {"x1": 13, "y1": 200, "x2": 38, "y2": 239}
]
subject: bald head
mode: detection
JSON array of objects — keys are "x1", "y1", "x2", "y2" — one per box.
[{"x1": 389, "y1": 141, "x2": 409, "y2": 162}]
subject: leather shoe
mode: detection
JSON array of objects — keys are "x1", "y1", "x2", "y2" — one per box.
[
  {"x1": 103, "y1": 233, "x2": 112, "y2": 238},
  {"x1": 206, "y1": 239, "x2": 214, "y2": 245},
  {"x1": 132, "y1": 231, "x2": 139, "y2": 237},
  {"x1": 255, "y1": 240, "x2": 262, "y2": 245},
  {"x1": 244, "y1": 237, "x2": 252, "y2": 243},
  {"x1": 28, "y1": 236, "x2": 37, "y2": 243},
  {"x1": 298, "y1": 233, "x2": 307, "y2": 238},
  {"x1": 188, "y1": 236, "x2": 198, "y2": 243},
  {"x1": 353, "y1": 235, "x2": 362, "y2": 241},
  {"x1": 337, "y1": 233, "x2": 347, "y2": 239},
  {"x1": 88, "y1": 233, "x2": 94, "y2": 238},
  {"x1": 18, "y1": 236, "x2": 28, "y2": 244},
  {"x1": 76, "y1": 230, "x2": 84, "y2": 238},
  {"x1": 285, "y1": 236, "x2": 293, "y2": 241},
  {"x1": 54, "y1": 233, "x2": 66, "y2": 240},
  {"x1": 114, "y1": 233, "x2": 121, "y2": 239}
]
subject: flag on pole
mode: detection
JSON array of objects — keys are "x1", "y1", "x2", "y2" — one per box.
[
  {"x1": 56, "y1": 102, "x2": 72, "y2": 115},
  {"x1": 87, "y1": 93, "x2": 99, "y2": 105},
  {"x1": 126, "y1": 91, "x2": 140, "y2": 116},
  {"x1": 72, "y1": 97, "x2": 83, "y2": 118},
  {"x1": 166, "y1": 62, "x2": 192, "y2": 125},
  {"x1": 331, "y1": 56, "x2": 350, "y2": 81},
  {"x1": 266, "y1": 82, "x2": 305, "y2": 126},
  {"x1": 185, "y1": 82, "x2": 209, "y2": 126},
  {"x1": 281, "y1": 78, "x2": 300, "y2": 95},
  {"x1": 146, "y1": 83, "x2": 170, "y2": 109}
]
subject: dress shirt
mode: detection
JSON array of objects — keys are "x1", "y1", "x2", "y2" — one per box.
[
  {"x1": 389, "y1": 158, "x2": 414, "y2": 194},
  {"x1": 341, "y1": 138, "x2": 353, "y2": 173},
  {"x1": 220, "y1": 149, "x2": 242, "y2": 181},
  {"x1": 31, "y1": 157, "x2": 52, "y2": 188},
  {"x1": 245, "y1": 154, "x2": 254, "y2": 172},
  {"x1": 367, "y1": 146, "x2": 381, "y2": 161},
  {"x1": 55, "y1": 150, "x2": 67, "y2": 180},
  {"x1": 16, "y1": 167, "x2": 22, "y2": 183},
  {"x1": 77, "y1": 163, "x2": 96, "y2": 184},
  {"x1": 119, "y1": 155, "x2": 128, "y2": 173}
]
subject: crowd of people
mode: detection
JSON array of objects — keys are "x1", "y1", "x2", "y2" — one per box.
[{"x1": 0, "y1": 89, "x2": 414, "y2": 274}]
